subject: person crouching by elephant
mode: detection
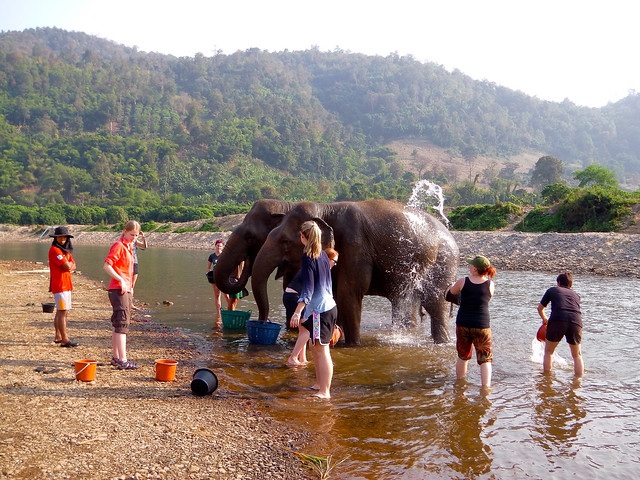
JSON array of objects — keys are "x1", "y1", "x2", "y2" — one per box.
[
  {"x1": 287, "y1": 247, "x2": 339, "y2": 366},
  {"x1": 226, "y1": 260, "x2": 245, "y2": 311},
  {"x1": 446, "y1": 255, "x2": 496, "y2": 390},
  {"x1": 288, "y1": 221, "x2": 338, "y2": 398}
]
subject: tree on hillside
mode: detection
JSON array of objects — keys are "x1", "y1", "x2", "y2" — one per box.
[
  {"x1": 530, "y1": 155, "x2": 564, "y2": 188},
  {"x1": 573, "y1": 164, "x2": 618, "y2": 188}
]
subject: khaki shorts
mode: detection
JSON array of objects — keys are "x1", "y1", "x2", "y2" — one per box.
[
  {"x1": 456, "y1": 325, "x2": 493, "y2": 365},
  {"x1": 108, "y1": 289, "x2": 133, "y2": 334}
]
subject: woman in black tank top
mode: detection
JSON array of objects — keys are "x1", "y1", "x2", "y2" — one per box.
[{"x1": 446, "y1": 255, "x2": 496, "y2": 389}]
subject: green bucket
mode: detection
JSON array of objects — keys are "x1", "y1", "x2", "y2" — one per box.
[{"x1": 221, "y1": 309, "x2": 251, "y2": 329}]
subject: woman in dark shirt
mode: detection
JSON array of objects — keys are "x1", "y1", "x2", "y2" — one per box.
[
  {"x1": 447, "y1": 255, "x2": 496, "y2": 389},
  {"x1": 537, "y1": 272, "x2": 584, "y2": 376}
]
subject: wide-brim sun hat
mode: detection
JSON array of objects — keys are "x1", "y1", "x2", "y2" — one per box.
[{"x1": 49, "y1": 226, "x2": 74, "y2": 238}]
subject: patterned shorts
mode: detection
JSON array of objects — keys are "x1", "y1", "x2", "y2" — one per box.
[
  {"x1": 301, "y1": 306, "x2": 338, "y2": 346},
  {"x1": 456, "y1": 325, "x2": 493, "y2": 365}
]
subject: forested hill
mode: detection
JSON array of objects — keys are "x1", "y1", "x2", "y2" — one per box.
[{"x1": 1, "y1": 27, "x2": 639, "y2": 211}]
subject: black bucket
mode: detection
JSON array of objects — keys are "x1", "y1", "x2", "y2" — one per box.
[
  {"x1": 191, "y1": 368, "x2": 218, "y2": 396},
  {"x1": 42, "y1": 303, "x2": 55, "y2": 313}
]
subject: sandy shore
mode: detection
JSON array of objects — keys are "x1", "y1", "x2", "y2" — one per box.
[{"x1": 0, "y1": 259, "x2": 312, "y2": 480}]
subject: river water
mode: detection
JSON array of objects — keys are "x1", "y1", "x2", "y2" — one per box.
[{"x1": 2, "y1": 241, "x2": 638, "y2": 479}]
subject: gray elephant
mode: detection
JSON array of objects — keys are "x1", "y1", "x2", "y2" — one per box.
[
  {"x1": 250, "y1": 200, "x2": 459, "y2": 345},
  {"x1": 213, "y1": 199, "x2": 298, "y2": 296}
]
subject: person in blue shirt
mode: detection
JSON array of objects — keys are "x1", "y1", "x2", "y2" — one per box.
[
  {"x1": 286, "y1": 247, "x2": 338, "y2": 367},
  {"x1": 288, "y1": 220, "x2": 338, "y2": 399}
]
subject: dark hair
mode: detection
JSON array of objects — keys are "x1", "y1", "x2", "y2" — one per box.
[{"x1": 557, "y1": 272, "x2": 573, "y2": 288}]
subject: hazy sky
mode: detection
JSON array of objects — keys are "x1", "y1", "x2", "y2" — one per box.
[{"x1": 1, "y1": 0, "x2": 638, "y2": 108}]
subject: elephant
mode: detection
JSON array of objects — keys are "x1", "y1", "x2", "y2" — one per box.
[
  {"x1": 213, "y1": 199, "x2": 298, "y2": 296},
  {"x1": 250, "y1": 199, "x2": 459, "y2": 345}
]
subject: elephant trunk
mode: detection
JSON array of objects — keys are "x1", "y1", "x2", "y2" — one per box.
[
  {"x1": 251, "y1": 246, "x2": 281, "y2": 321},
  {"x1": 214, "y1": 253, "x2": 251, "y2": 295}
]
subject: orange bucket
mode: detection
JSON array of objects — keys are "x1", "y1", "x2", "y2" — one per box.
[
  {"x1": 74, "y1": 359, "x2": 97, "y2": 382},
  {"x1": 155, "y1": 359, "x2": 178, "y2": 382}
]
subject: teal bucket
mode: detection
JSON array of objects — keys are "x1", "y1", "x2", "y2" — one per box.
[
  {"x1": 247, "y1": 320, "x2": 281, "y2": 345},
  {"x1": 221, "y1": 309, "x2": 251, "y2": 329}
]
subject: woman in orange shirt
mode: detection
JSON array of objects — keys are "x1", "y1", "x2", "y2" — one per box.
[
  {"x1": 103, "y1": 220, "x2": 141, "y2": 370},
  {"x1": 48, "y1": 226, "x2": 78, "y2": 347}
]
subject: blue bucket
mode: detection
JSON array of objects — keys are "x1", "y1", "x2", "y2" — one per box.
[{"x1": 247, "y1": 320, "x2": 281, "y2": 345}]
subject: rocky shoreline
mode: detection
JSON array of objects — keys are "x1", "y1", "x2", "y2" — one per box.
[
  {"x1": 2, "y1": 224, "x2": 638, "y2": 278},
  {"x1": 452, "y1": 230, "x2": 640, "y2": 278}
]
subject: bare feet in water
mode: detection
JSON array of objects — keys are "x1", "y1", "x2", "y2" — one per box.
[
  {"x1": 309, "y1": 392, "x2": 330, "y2": 399},
  {"x1": 287, "y1": 358, "x2": 308, "y2": 366}
]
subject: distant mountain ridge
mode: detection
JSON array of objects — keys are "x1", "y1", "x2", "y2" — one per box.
[{"x1": 1, "y1": 26, "x2": 639, "y2": 209}]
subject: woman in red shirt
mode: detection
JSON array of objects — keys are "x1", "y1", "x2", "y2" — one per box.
[{"x1": 48, "y1": 226, "x2": 78, "y2": 347}]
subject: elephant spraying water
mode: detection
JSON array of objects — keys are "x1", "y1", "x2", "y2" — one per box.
[{"x1": 250, "y1": 200, "x2": 459, "y2": 345}]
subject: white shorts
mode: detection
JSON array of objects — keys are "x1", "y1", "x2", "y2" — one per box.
[{"x1": 54, "y1": 291, "x2": 72, "y2": 311}]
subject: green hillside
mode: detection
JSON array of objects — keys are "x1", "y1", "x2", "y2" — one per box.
[{"x1": 1, "y1": 27, "x2": 639, "y2": 216}]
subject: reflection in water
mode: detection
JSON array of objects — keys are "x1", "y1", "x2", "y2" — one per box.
[
  {"x1": 533, "y1": 376, "x2": 586, "y2": 456},
  {"x1": 2, "y1": 242, "x2": 640, "y2": 479},
  {"x1": 445, "y1": 383, "x2": 493, "y2": 478}
]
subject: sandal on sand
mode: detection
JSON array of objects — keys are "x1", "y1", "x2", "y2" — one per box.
[
  {"x1": 60, "y1": 341, "x2": 79, "y2": 348},
  {"x1": 117, "y1": 360, "x2": 139, "y2": 370},
  {"x1": 110, "y1": 357, "x2": 121, "y2": 366}
]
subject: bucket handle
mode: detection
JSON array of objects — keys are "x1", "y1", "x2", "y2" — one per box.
[{"x1": 75, "y1": 361, "x2": 94, "y2": 377}]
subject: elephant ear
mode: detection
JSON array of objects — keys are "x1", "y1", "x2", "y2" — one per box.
[{"x1": 313, "y1": 217, "x2": 335, "y2": 249}]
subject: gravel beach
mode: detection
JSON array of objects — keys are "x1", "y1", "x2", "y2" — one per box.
[{"x1": 0, "y1": 257, "x2": 313, "y2": 480}]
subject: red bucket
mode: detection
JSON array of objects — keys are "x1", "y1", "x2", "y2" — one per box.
[{"x1": 536, "y1": 324, "x2": 547, "y2": 342}]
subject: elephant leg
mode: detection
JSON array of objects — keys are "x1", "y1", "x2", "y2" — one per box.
[
  {"x1": 423, "y1": 295, "x2": 451, "y2": 344},
  {"x1": 336, "y1": 293, "x2": 364, "y2": 346}
]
